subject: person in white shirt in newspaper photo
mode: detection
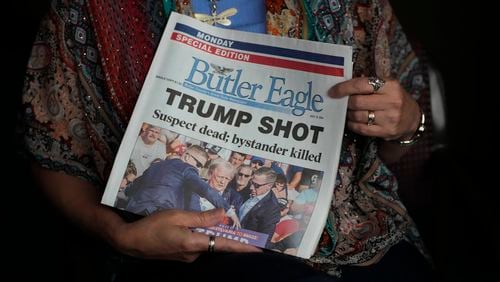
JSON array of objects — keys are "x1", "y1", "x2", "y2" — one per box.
[
  {"x1": 19, "y1": 1, "x2": 436, "y2": 281},
  {"x1": 190, "y1": 158, "x2": 243, "y2": 224},
  {"x1": 130, "y1": 124, "x2": 167, "y2": 177}
]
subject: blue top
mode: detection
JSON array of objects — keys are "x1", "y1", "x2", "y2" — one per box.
[{"x1": 191, "y1": 0, "x2": 266, "y2": 33}]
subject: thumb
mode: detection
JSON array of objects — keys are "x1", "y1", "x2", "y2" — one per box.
[
  {"x1": 180, "y1": 208, "x2": 225, "y2": 228},
  {"x1": 327, "y1": 83, "x2": 346, "y2": 98}
]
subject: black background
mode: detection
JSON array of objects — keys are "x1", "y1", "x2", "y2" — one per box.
[{"x1": 4, "y1": 1, "x2": 497, "y2": 281}]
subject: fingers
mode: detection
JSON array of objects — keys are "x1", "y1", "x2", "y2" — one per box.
[
  {"x1": 346, "y1": 121, "x2": 385, "y2": 137},
  {"x1": 346, "y1": 109, "x2": 390, "y2": 138},
  {"x1": 181, "y1": 209, "x2": 259, "y2": 253},
  {"x1": 329, "y1": 77, "x2": 389, "y2": 98},
  {"x1": 329, "y1": 78, "x2": 399, "y2": 111},
  {"x1": 124, "y1": 209, "x2": 259, "y2": 262},
  {"x1": 348, "y1": 109, "x2": 393, "y2": 125},
  {"x1": 347, "y1": 110, "x2": 369, "y2": 124},
  {"x1": 233, "y1": 221, "x2": 241, "y2": 229},
  {"x1": 165, "y1": 209, "x2": 260, "y2": 253},
  {"x1": 346, "y1": 109, "x2": 392, "y2": 138},
  {"x1": 189, "y1": 231, "x2": 261, "y2": 254},
  {"x1": 329, "y1": 76, "x2": 419, "y2": 139},
  {"x1": 347, "y1": 94, "x2": 393, "y2": 111},
  {"x1": 169, "y1": 208, "x2": 226, "y2": 228},
  {"x1": 212, "y1": 236, "x2": 261, "y2": 253}
]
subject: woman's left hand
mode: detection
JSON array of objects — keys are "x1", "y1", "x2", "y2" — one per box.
[{"x1": 328, "y1": 77, "x2": 420, "y2": 140}]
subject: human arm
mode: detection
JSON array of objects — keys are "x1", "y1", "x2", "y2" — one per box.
[
  {"x1": 227, "y1": 206, "x2": 242, "y2": 229},
  {"x1": 31, "y1": 164, "x2": 259, "y2": 263},
  {"x1": 194, "y1": 188, "x2": 241, "y2": 228},
  {"x1": 226, "y1": 191, "x2": 243, "y2": 228},
  {"x1": 326, "y1": 0, "x2": 427, "y2": 164},
  {"x1": 185, "y1": 168, "x2": 231, "y2": 211}
]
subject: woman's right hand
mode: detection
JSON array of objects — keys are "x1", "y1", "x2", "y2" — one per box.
[
  {"x1": 32, "y1": 165, "x2": 257, "y2": 264},
  {"x1": 113, "y1": 208, "x2": 260, "y2": 262}
]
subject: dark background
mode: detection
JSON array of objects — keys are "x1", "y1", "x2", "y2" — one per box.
[{"x1": 5, "y1": 1, "x2": 497, "y2": 281}]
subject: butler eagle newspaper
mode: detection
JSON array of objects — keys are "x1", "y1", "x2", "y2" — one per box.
[{"x1": 102, "y1": 13, "x2": 352, "y2": 259}]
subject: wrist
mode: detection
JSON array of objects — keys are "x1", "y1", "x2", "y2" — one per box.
[
  {"x1": 226, "y1": 206, "x2": 236, "y2": 217},
  {"x1": 111, "y1": 222, "x2": 147, "y2": 258},
  {"x1": 103, "y1": 216, "x2": 133, "y2": 254},
  {"x1": 392, "y1": 108, "x2": 425, "y2": 146}
]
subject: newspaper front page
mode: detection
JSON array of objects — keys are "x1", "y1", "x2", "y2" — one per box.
[{"x1": 102, "y1": 13, "x2": 352, "y2": 259}]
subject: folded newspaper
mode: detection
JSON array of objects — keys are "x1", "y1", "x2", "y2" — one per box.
[{"x1": 102, "y1": 12, "x2": 352, "y2": 259}]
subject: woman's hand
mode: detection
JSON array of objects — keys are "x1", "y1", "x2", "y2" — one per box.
[
  {"x1": 32, "y1": 165, "x2": 259, "y2": 265},
  {"x1": 113, "y1": 208, "x2": 260, "y2": 262},
  {"x1": 329, "y1": 77, "x2": 420, "y2": 141}
]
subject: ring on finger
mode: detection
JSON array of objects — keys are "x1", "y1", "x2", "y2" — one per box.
[
  {"x1": 368, "y1": 77, "x2": 385, "y2": 93},
  {"x1": 367, "y1": 110, "x2": 375, "y2": 126},
  {"x1": 208, "y1": 235, "x2": 216, "y2": 253}
]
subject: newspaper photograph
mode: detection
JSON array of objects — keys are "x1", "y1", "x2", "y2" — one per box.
[{"x1": 102, "y1": 12, "x2": 352, "y2": 259}]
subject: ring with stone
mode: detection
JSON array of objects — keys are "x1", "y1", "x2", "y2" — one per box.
[{"x1": 368, "y1": 77, "x2": 385, "y2": 93}]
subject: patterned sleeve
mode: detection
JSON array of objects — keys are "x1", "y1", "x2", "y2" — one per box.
[
  {"x1": 371, "y1": 0, "x2": 433, "y2": 195},
  {"x1": 21, "y1": 4, "x2": 101, "y2": 185},
  {"x1": 372, "y1": 0, "x2": 428, "y2": 100},
  {"x1": 350, "y1": 0, "x2": 428, "y2": 100}
]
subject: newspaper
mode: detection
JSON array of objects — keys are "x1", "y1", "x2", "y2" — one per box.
[{"x1": 102, "y1": 12, "x2": 352, "y2": 259}]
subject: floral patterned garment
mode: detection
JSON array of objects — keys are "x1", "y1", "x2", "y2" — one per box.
[{"x1": 21, "y1": 0, "x2": 429, "y2": 274}]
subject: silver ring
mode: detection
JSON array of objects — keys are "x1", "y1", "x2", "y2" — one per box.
[
  {"x1": 367, "y1": 110, "x2": 375, "y2": 126},
  {"x1": 368, "y1": 77, "x2": 385, "y2": 93},
  {"x1": 208, "y1": 235, "x2": 216, "y2": 253}
]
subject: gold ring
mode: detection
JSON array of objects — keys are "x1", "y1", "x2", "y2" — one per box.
[
  {"x1": 368, "y1": 77, "x2": 385, "y2": 93},
  {"x1": 367, "y1": 111, "x2": 375, "y2": 126},
  {"x1": 208, "y1": 235, "x2": 216, "y2": 253}
]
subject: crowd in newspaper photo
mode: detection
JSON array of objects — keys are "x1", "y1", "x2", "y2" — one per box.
[{"x1": 114, "y1": 123, "x2": 324, "y2": 256}]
